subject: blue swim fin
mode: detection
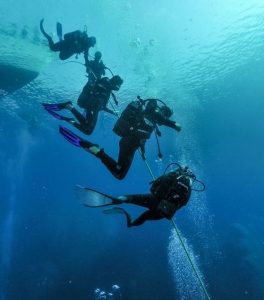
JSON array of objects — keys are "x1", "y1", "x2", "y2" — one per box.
[
  {"x1": 59, "y1": 126, "x2": 84, "y2": 147},
  {"x1": 42, "y1": 101, "x2": 72, "y2": 111},
  {"x1": 43, "y1": 107, "x2": 74, "y2": 122},
  {"x1": 59, "y1": 126, "x2": 99, "y2": 152}
]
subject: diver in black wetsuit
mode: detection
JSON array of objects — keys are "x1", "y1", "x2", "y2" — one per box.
[
  {"x1": 42, "y1": 75, "x2": 123, "y2": 135},
  {"x1": 75, "y1": 164, "x2": 204, "y2": 227},
  {"x1": 59, "y1": 97, "x2": 181, "y2": 179},
  {"x1": 86, "y1": 51, "x2": 106, "y2": 85},
  {"x1": 40, "y1": 19, "x2": 96, "y2": 62}
]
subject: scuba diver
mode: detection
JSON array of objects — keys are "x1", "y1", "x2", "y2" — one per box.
[
  {"x1": 75, "y1": 163, "x2": 205, "y2": 227},
  {"x1": 42, "y1": 75, "x2": 123, "y2": 135},
  {"x1": 86, "y1": 51, "x2": 106, "y2": 85},
  {"x1": 40, "y1": 19, "x2": 96, "y2": 61},
  {"x1": 59, "y1": 97, "x2": 182, "y2": 179}
]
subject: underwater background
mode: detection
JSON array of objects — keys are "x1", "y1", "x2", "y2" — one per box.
[{"x1": 0, "y1": 0, "x2": 264, "y2": 299}]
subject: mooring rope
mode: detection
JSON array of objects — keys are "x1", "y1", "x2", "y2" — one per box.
[
  {"x1": 170, "y1": 218, "x2": 211, "y2": 300},
  {"x1": 140, "y1": 156, "x2": 211, "y2": 300}
]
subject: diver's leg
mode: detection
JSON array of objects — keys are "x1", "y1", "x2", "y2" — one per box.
[
  {"x1": 96, "y1": 150, "x2": 121, "y2": 178},
  {"x1": 57, "y1": 39, "x2": 76, "y2": 60},
  {"x1": 130, "y1": 210, "x2": 163, "y2": 227},
  {"x1": 85, "y1": 109, "x2": 99, "y2": 134},
  {"x1": 115, "y1": 136, "x2": 139, "y2": 178},
  {"x1": 122, "y1": 194, "x2": 157, "y2": 209},
  {"x1": 67, "y1": 107, "x2": 89, "y2": 134},
  {"x1": 103, "y1": 207, "x2": 161, "y2": 227},
  {"x1": 69, "y1": 107, "x2": 86, "y2": 123},
  {"x1": 70, "y1": 108, "x2": 99, "y2": 135},
  {"x1": 60, "y1": 127, "x2": 135, "y2": 179},
  {"x1": 97, "y1": 137, "x2": 139, "y2": 180},
  {"x1": 59, "y1": 48, "x2": 74, "y2": 60},
  {"x1": 40, "y1": 19, "x2": 60, "y2": 51}
]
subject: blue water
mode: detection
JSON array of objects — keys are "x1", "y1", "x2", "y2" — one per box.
[{"x1": 1, "y1": 1, "x2": 264, "y2": 299}]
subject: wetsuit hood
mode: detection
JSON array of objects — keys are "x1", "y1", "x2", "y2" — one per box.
[
  {"x1": 94, "y1": 51, "x2": 102, "y2": 60},
  {"x1": 109, "y1": 75, "x2": 123, "y2": 91},
  {"x1": 87, "y1": 36, "x2": 96, "y2": 47}
]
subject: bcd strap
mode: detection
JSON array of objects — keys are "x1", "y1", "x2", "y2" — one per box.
[
  {"x1": 154, "y1": 125, "x2": 162, "y2": 158},
  {"x1": 111, "y1": 92, "x2": 118, "y2": 105}
]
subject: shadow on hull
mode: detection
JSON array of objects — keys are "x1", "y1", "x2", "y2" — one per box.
[
  {"x1": 0, "y1": 64, "x2": 38, "y2": 93},
  {"x1": 0, "y1": 22, "x2": 55, "y2": 93}
]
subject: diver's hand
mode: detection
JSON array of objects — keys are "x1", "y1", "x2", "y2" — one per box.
[{"x1": 174, "y1": 123, "x2": 182, "y2": 132}]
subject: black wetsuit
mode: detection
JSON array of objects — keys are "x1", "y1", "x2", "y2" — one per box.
[
  {"x1": 40, "y1": 21, "x2": 94, "y2": 61},
  {"x1": 96, "y1": 100, "x2": 179, "y2": 179},
  {"x1": 70, "y1": 77, "x2": 115, "y2": 135},
  {"x1": 98, "y1": 134, "x2": 142, "y2": 180},
  {"x1": 121, "y1": 172, "x2": 192, "y2": 227},
  {"x1": 86, "y1": 59, "x2": 106, "y2": 85},
  {"x1": 124, "y1": 194, "x2": 163, "y2": 226},
  {"x1": 51, "y1": 31, "x2": 89, "y2": 60}
]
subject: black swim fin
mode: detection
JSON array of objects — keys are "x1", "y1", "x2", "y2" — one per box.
[
  {"x1": 40, "y1": 18, "x2": 49, "y2": 39},
  {"x1": 56, "y1": 22, "x2": 63, "y2": 41},
  {"x1": 103, "y1": 207, "x2": 128, "y2": 215},
  {"x1": 103, "y1": 207, "x2": 132, "y2": 227},
  {"x1": 75, "y1": 185, "x2": 122, "y2": 207}
]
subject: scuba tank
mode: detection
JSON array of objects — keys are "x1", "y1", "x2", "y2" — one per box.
[
  {"x1": 113, "y1": 100, "x2": 150, "y2": 138},
  {"x1": 64, "y1": 30, "x2": 82, "y2": 41},
  {"x1": 64, "y1": 30, "x2": 87, "y2": 54},
  {"x1": 151, "y1": 170, "x2": 191, "y2": 218},
  {"x1": 77, "y1": 77, "x2": 111, "y2": 109},
  {"x1": 113, "y1": 96, "x2": 167, "y2": 139},
  {"x1": 77, "y1": 83, "x2": 95, "y2": 109},
  {"x1": 113, "y1": 96, "x2": 175, "y2": 158},
  {"x1": 150, "y1": 164, "x2": 205, "y2": 219}
]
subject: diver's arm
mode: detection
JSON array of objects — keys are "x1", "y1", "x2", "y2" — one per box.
[
  {"x1": 161, "y1": 119, "x2": 181, "y2": 131},
  {"x1": 83, "y1": 49, "x2": 89, "y2": 69},
  {"x1": 154, "y1": 113, "x2": 181, "y2": 131},
  {"x1": 101, "y1": 61, "x2": 106, "y2": 76}
]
